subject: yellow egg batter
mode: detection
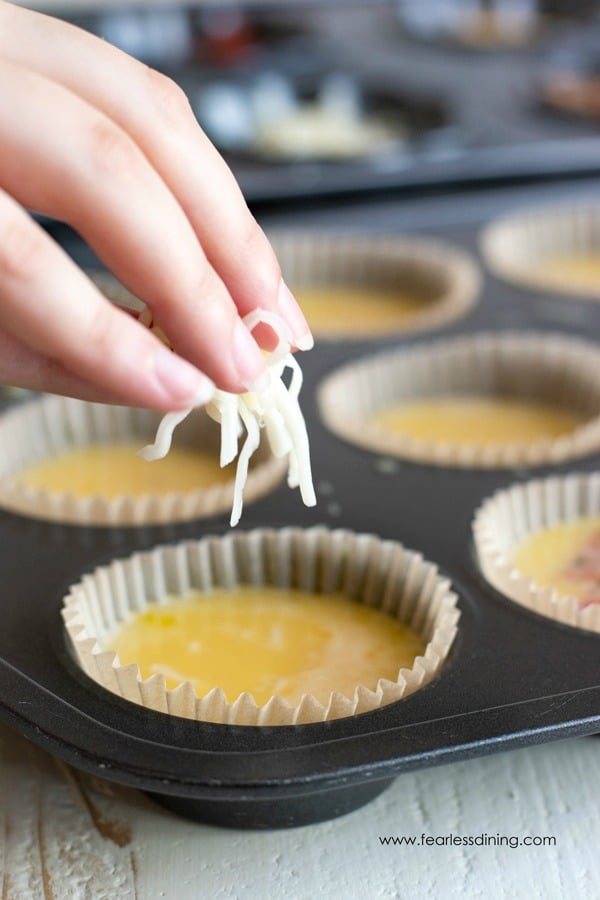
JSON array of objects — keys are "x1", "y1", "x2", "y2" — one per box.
[
  {"x1": 533, "y1": 254, "x2": 600, "y2": 291},
  {"x1": 514, "y1": 516, "x2": 600, "y2": 606},
  {"x1": 373, "y1": 397, "x2": 581, "y2": 447},
  {"x1": 292, "y1": 285, "x2": 429, "y2": 337},
  {"x1": 107, "y1": 586, "x2": 425, "y2": 705},
  {"x1": 19, "y1": 443, "x2": 232, "y2": 498}
]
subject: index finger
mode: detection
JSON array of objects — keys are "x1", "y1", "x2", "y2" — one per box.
[
  {"x1": 0, "y1": 57, "x2": 268, "y2": 394},
  {"x1": 0, "y1": 191, "x2": 215, "y2": 411},
  {"x1": 0, "y1": 1, "x2": 314, "y2": 352}
]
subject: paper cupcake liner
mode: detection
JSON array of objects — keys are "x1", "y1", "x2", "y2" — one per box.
[
  {"x1": 473, "y1": 472, "x2": 600, "y2": 633},
  {"x1": 267, "y1": 231, "x2": 480, "y2": 340},
  {"x1": 89, "y1": 234, "x2": 480, "y2": 344},
  {"x1": 317, "y1": 331, "x2": 600, "y2": 468},
  {"x1": 62, "y1": 527, "x2": 460, "y2": 725},
  {"x1": 0, "y1": 395, "x2": 285, "y2": 526},
  {"x1": 481, "y1": 205, "x2": 600, "y2": 299}
]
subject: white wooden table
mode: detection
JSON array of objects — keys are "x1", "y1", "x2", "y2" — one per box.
[{"x1": 1, "y1": 723, "x2": 598, "y2": 899}]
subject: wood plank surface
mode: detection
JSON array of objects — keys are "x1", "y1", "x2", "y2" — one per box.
[{"x1": 0, "y1": 724, "x2": 598, "y2": 899}]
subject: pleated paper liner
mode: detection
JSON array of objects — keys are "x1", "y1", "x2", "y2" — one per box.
[
  {"x1": 267, "y1": 231, "x2": 480, "y2": 340},
  {"x1": 317, "y1": 331, "x2": 600, "y2": 468},
  {"x1": 481, "y1": 205, "x2": 600, "y2": 299},
  {"x1": 0, "y1": 395, "x2": 285, "y2": 526},
  {"x1": 62, "y1": 527, "x2": 460, "y2": 725},
  {"x1": 473, "y1": 473, "x2": 600, "y2": 634},
  {"x1": 88, "y1": 235, "x2": 480, "y2": 343}
]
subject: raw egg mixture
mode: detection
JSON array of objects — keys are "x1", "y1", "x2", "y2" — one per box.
[
  {"x1": 19, "y1": 443, "x2": 232, "y2": 498},
  {"x1": 293, "y1": 284, "x2": 430, "y2": 336},
  {"x1": 107, "y1": 586, "x2": 425, "y2": 705},
  {"x1": 514, "y1": 516, "x2": 600, "y2": 607},
  {"x1": 373, "y1": 397, "x2": 582, "y2": 447}
]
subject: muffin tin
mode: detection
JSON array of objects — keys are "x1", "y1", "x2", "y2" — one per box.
[
  {"x1": 42, "y1": 6, "x2": 600, "y2": 209},
  {"x1": 3, "y1": 183, "x2": 600, "y2": 830},
  {"x1": 188, "y1": 68, "x2": 443, "y2": 164},
  {"x1": 176, "y1": 9, "x2": 600, "y2": 204}
]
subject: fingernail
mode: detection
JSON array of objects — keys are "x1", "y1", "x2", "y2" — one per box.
[
  {"x1": 277, "y1": 280, "x2": 313, "y2": 351},
  {"x1": 295, "y1": 332, "x2": 315, "y2": 351},
  {"x1": 153, "y1": 345, "x2": 214, "y2": 406},
  {"x1": 233, "y1": 318, "x2": 268, "y2": 390}
]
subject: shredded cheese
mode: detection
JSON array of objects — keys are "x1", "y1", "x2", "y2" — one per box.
[{"x1": 138, "y1": 310, "x2": 316, "y2": 526}]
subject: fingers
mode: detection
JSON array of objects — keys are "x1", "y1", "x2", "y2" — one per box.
[
  {"x1": 0, "y1": 0, "x2": 313, "y2": 351},
  {"x1": 0, "y1": 328, "x2": 151, "y2": 405},
  {"x1": 0, "y1": 190, "x2": 215, "y2": 411},
  {"x1": 0, "y1": 57, "x2": 267, "y2": 393}
]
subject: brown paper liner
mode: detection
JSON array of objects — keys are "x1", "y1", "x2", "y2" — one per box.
[
  {"x1": 317, "y1": 331, "x2": 600, "y2": 468},
  {"x1": 89, "y1": 236, "x2": 480, "y2": 342},
  {"x1": 473, "y1": 472, "x2": 600, "y2": 633},
  {"x1": 0, "y1": 395, "x2": 286, "y2": 526},
  {"x1": 62, "y1": 527, "x2": 460, "y2": 725},
  {"x1": 267, "y1": 231, "x2": 480, "y2": 340},
  {"x1": 481, "y1": 205, "x2": 600, "y2": 299}
]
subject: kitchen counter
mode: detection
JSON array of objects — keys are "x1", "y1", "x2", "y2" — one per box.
[{"x1": 1, "y1": 722, "x2": 597, "y2": 898}]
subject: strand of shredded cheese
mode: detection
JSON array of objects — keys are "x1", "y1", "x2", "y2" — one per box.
[
  {"x1": 137, "y1": 409, "x2": 190, "y2": 462},
  {"x1": 138, "y1": 310, "x2": 316, "y2": 526}
]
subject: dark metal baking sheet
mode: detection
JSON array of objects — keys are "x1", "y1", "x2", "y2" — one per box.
[{"x1": 2, "y1": 177, "x2": 600, "y2": 829}]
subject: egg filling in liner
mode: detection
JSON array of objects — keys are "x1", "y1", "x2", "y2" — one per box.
[
  {"x1": 268, "y1": 232, "x2": 479, "y2": 340},
  {"x1": 481, "y1": 205, "x2": 600, "y2": 299},
  {"x1": 62, "y1": 527, "x2": 460, "y2": 725},
  {"x1": 0, "y1": 395, "x2": 285, "y2": 526},
  {"x1": 318, "y1": 331, "x2": 600, "y2": 468},
  {"x1": 474, "y1": 472, "x2": 600, "y2": 633}
]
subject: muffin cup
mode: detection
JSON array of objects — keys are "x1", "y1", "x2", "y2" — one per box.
[
  {"x1": 317, "y1": 331, "x2": 600, "y2": 468},
  {"x1": 481, "y1": 205, "x2": 600, "y2": 299},
  {"x1": 267, "y1": 231, "x2": 480, "y2": 340},
  {"x1": 0, "y1": 395, "x2": 285, "y2": 526},
  {"x1": 473, "y1": 472, "x2": 600, "y2": 633},
  {"x1": 62, "y1": 527, "x2": 460, "y2": 725}
]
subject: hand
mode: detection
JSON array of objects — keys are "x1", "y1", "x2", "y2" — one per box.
[{"x1": 0, "y1": 1, "x2": 313, "y2": 410}]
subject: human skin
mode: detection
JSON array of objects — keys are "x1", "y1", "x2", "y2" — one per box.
[{"x1": 0, "y1": 1, "x2": 313, "y2": 411}]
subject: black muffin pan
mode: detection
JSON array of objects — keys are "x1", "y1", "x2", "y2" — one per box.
[
  {"x1": 178, "y1": 7, "x2": 600, "y2": 204},
  {"x1": 3, "y1": 179, "x2": 600, "y2": 830},
  {"x1": 186, "y1": 67, "x2": 446, "y2": 164},
  {"x1": 55, "y1": 4, "x2": 600, "y2": 206}
]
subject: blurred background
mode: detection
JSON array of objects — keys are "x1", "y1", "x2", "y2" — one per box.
[{"x1": 13, "y1": 0, "x2": 600, "y2": 208}]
